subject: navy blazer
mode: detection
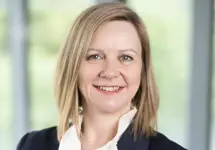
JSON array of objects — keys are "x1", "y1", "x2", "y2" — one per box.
[{"x1": 17, "y1": 125, "x2": 187, "y2": 150}]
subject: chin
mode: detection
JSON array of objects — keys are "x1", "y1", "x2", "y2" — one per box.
[
  {"x1": 97, "y1": 103, "x2": 130, "y2": 114},
  {"x1": 99, "y1": 107, "x2": 119, "y2": 114}
]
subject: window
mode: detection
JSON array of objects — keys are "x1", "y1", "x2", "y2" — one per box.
[{"x1": 127, "y1": 0, "x2": 190, "y2": 147}]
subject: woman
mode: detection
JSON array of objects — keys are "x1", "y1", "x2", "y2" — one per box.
[{"x1": 17, "y1": 2, "x2": 187, "y2": 150}]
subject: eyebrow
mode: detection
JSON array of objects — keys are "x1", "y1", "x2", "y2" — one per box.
[
  {"x1": 118, "y1": 49, "x2": 138, "y2": 54},
  {"x1": 88, "y1": 48, "x2": 104, "y2": 53},
  {"x1": 88, "y1": 48, "x2": 138, "y2": 54}
]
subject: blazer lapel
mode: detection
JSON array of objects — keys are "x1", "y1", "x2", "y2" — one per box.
[{"x1": 117, "y1": 124, "x2": 149, "y2": 150}]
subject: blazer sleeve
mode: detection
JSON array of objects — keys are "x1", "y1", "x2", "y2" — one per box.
[
  {"x1": 16, "y1": 133, "x2": 29, "y2": 150},
  {"x1": 16, "y1": 127, "x2": 59, "y2": 150},
  {"x1": 149, "y1": 132, "x2": 187, "y2": 150},
  {"x1": 16, "y1": 131, "x2": 38, "y2": 150}
]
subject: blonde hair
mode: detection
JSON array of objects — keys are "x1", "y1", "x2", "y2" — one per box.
[{"x1": 55, "y1": 2, "x2": 159, "y2": 141}]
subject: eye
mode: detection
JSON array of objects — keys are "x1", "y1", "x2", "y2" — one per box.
[
  {"x1": 120, "y1": 55, "x2": 133, "y2": 61},
  {"x1": 87, "y1": 54, "x2": 103, "y2": 60}
]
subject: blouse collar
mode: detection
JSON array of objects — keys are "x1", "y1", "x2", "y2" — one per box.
[{"x1": 58, "y1": 107, "x2": 137, "y2": 150}]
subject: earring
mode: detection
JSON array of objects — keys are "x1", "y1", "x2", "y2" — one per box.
[{"x1": 78, "y1": 107, "x2": 83, "y2": 114}]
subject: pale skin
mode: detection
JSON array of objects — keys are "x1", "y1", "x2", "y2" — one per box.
[{"x1": 78, "y1": 21, "x2": 142, "y2": 150}]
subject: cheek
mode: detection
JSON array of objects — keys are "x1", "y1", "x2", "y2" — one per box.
[
  {"x1": 79, "y1": 69, "x2": 101, "y2": 83},
  {"x1": 125, "y1": 64, "x2": 142, "y2": 85},
  {"x1": 78, "y1": 72, "x2": 92, "y2": 101},
  {"x1": 126, "y1": 68, "x2": 142, "y2": 100},
  {"x1": 78, "y1": 63, "x2": 101, "y2": 94},
  {"x1": 78, "y1": 71, "x2": 93, "y2": 90}
]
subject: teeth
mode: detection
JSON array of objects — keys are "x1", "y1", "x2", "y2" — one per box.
[{"x1": 99, "y1": 86, "x2": 120, "y2": 92}]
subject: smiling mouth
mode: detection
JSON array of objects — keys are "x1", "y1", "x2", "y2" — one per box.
[{"x1": 93, "y1": 85, "x2": 124, "y2": 93}]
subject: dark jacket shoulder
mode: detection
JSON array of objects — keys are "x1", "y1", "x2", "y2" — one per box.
[
  {"x1": 149, "y1": 132, "x2": 187, "y2": 150},
  {"x1": 17, "y1": 126, "x2": 187, "y2": 150},
  {"x1": 16, "y1": 126, "x2": 59, "y2": 150}
]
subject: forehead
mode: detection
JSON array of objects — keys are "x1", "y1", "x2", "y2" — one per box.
[{"x1": 89, "y1": 21, "x2": 142, "y2": 52}]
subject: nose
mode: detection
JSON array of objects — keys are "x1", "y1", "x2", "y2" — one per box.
[{"x1": 99, "y1": 59, "x2": 120, "y2": 79}]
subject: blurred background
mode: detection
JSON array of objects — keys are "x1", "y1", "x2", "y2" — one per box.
[{"x1": 0, "y1": 0, "x2": 214, "y2": 150}]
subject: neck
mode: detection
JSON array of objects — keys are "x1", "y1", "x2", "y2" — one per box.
[
  {"x1": 82, "y1": 114, "x2": 118, "y2": 144},
  {"x1": 81, "y1": 105, "x2": 131, "y2": 148}
]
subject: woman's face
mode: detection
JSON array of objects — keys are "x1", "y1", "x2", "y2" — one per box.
[{"x1": 78, "y1": 21, "x2": 142, "y2": 114}]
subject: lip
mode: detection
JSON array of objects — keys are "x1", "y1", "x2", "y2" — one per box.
[
  {"x1": 93, "y1": 85, "x2": 124, "y2": 95},
  {"x1": 93, "y1": 84, "x2": 125, "y2": 87}
]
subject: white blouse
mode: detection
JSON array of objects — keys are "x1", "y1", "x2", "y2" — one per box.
[{"x1": 58, "y1": 108, "x2": 137, "y2": 150}]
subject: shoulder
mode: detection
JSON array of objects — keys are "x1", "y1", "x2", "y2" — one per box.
[
  {"x1": 149, "y1": 132, "x2": 187, "y2": 150},
  {"x1": 16, "y1": 126, "x2": 59, "y2": 150}
]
